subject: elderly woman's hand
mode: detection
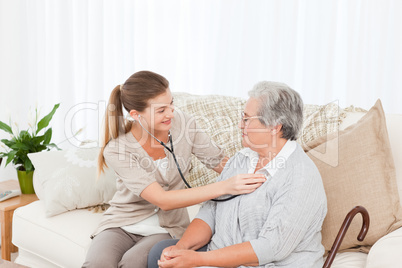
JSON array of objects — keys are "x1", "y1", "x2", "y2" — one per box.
[
  {"x1": 160, "y1": 246, "x2": 175, "y2": 262},
  {"x1": 160, "y1": 244, "x2": 184, "y2": 262},
  {"x1": 223, "y1": 173, "x2": 266, "y2": 195},
  {"x1": 158, "y1": 249, "x2": 199, "y2": 268}
]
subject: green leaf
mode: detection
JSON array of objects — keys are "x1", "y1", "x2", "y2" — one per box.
[
  {"x1": 24, "y1": 157, "x2": 34, "y2": 172},
  {"x1": 43, "y1": 128, "x2": 52, "y2": 145},
  {"x1": 10, "y1": 143, "x2": 30, "y2": 151},
  {"x1": 34, "y1": 145, "x2": 47, "y2": 152},
  {"x1": 5, "y1": 151, "x2": 17, "y2": 166},
  {"x1": 1, "y1": 139, "x2": 16, "y2": 149},
  {"x1": 19, "y1": 130, "x2": 30, "y2": 139},
  {"x1": 0, "y1": 121, "x2": 12, "y2": 134},
  {"x1": 36, "y1": 103, "x2": 60, "y2": 134},
  {"x1": 46, "y1": 143, "x2": 61, "y2": 150},
  {"x1": 31, "y1": 134, "x2": 45, "y2": 145}
]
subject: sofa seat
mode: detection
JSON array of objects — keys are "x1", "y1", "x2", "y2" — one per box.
[
  {"x1": 329, "y1": 252, "x2": 367, "y2": 268},
  {"x1": 13, "y1": 200, "x2": 103, "y2": 268},
  {"x1": 14, "y1": 200, "x2": 397, "y2": 268},
  {"x1": 12, "y1": 202, "x2": 202, "y2": 268}
]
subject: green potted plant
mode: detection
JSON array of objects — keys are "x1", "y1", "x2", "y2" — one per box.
[{"x1": 0, "y1": 104, "x2": 60, "y2": 194}]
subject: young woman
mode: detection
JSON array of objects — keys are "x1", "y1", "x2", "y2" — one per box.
[{"x1": 82, "y1": 71, "x2": 265, "y2": 268}]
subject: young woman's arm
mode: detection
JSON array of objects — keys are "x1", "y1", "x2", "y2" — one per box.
[{"x1": 140, "y1": 173, "x2": 265, "y2": 211}]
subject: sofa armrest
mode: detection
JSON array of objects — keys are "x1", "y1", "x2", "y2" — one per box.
[{"x1": 365, "y1": 227, "x2": 402, "y2": 268}]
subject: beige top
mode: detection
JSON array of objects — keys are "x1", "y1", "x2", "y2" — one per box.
[{"x1": 92, "y1": 111, "x2": 225, "y2": 239}]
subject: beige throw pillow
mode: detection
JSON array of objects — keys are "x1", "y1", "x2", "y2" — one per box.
[
  {"x1": 29, "y1": 147, "x2": 116, "y2": 217},
  {"x1": 303, "y1": 99, "x2": 402, "y2": 253}
]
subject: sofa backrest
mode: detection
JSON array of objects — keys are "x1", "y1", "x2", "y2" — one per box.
[
  {"x1": 173, "y1": 92, "x2": 346, "y2": 188},
  {"x1": 384, "y1": 114, "x2": 402, "y2": 205},
  {"x1": 340, "y1": 112, "x2": 402, "y2": 205}
]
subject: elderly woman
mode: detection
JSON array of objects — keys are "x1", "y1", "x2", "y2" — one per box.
[{"x1": 148, "y1": 81, "x2": 327, "y2": 268}]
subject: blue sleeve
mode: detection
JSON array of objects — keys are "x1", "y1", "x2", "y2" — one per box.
[{"x1": 194, "y1": 200, "x2": 217, "y2": 233}]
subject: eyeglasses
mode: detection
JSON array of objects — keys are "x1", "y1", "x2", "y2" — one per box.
[{"x1": 241, "y1": 111, "x2": 259, "y2": 125}]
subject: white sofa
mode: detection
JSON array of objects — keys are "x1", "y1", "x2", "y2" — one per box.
[{"x1": 11, "y1": 95, "x2": 402, "y2": 268}]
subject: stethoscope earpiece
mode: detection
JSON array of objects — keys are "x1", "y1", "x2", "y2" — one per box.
[
  {"x1": 126, "y1": 114, "x2": 136, "y2": 122},
  {"x1": 126, "y1": 113, "x2": 141, "y2": 122}
]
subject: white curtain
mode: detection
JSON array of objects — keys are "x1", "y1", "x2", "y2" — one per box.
[{"x1": 0, "y1": 0, "x2": 401, "y2": 150}]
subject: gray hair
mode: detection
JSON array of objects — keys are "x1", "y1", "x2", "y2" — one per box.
[{"x1": 248, "y1": 81, "x2": 304, "y2": 141}]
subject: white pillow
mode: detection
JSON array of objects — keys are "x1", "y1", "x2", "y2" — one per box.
[{"x1": 29, "y1": 147, "x2": 116, "y2": 217}]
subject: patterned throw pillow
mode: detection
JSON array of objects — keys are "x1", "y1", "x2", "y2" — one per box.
[
  {"x1": 28, "y1": 92, "x2": 351, "y2": 216},
  {"x1": 297, "y1": 102, "x2": 344, "y2": 146},
  {"x1": 173, "y1": 92, "x2": 346, "y2": 187},
  {"x1": 173, "y1": 92, "x2": 245, "y2": 187}
]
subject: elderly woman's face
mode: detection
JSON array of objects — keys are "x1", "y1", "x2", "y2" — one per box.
[{"x1": 240, "y1": 98, "x2": 272, "y2": 150}]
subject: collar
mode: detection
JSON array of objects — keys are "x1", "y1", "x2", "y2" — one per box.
[{"x1": 239, "y1": 140, "x2": 297, "y2": 177}]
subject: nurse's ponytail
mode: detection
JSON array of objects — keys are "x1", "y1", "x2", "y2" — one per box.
[{"x1": 98, "y1": 85, "x2": 131, "y2": 175}]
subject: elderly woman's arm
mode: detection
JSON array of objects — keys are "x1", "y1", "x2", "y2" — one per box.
[
  {"x1": 170, "y1": 219, "x2": 213, "y2": 251},
  {"x1": 159, "y1": 218, "x2": 260, "y2": 267}
]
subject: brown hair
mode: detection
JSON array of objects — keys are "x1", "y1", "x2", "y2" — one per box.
[{"x1": 98, "y1": 71, "x2": 169, "y2": 175}]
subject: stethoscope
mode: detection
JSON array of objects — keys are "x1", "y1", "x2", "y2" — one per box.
[{"x1": 131, "y1": 114, "x2": 237, "y2": 202}]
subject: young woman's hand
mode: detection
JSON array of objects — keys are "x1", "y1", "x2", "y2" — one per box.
[{"x1": 223, "y1": 174, "x2": 266, "y2": 195}]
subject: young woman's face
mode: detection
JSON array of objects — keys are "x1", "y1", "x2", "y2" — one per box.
[{"x1": 139, "y1": 88, "x2": 174, "y2": 133}]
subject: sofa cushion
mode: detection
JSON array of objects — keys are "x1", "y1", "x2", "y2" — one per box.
[
  {"x1": 12, "y1": 200, "x2": 103, "y2": 267},
  {"x1": 173, "y1": 93, "x2": 245, "y2": 187},
  {"x1": 340, "y1": 112, "x2": 402, "y2": 207},
  {"x1": 385, "y1": 114, "x2": 402, "y2": 206},
  {"x1": 329, "y1": 252, "x2": 367, "y2": 268},
  {"x1": 27, "y1": 93, "x2": 349, "y2": 217},
  {"x1": 13, "y1": 200, "x2": 201, "y2": 268},
  {"x1": 28, "y1": 147, "x2": 116, "y2": 217},
  {"x1": 365, "y1": 227, "x2": 402, "y2": 268},
  {"x1": 298, "y1": 101, "x2": 344, "y2": 145},
  {"x1": 27, "y1": 93, "x2": 346, "y2": 217},
  {"x1": 303, "y1": 99, "x2": 402, "y2": 253},
  {"x1": 173, "y1": 93, "x2": 345, "y2": 187}
]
